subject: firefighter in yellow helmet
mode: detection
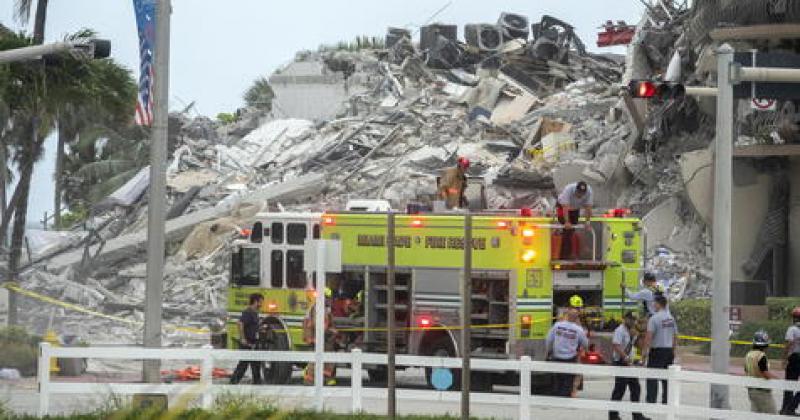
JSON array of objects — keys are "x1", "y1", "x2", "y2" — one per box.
[
  {"x1": 568, "y1": 294, "x2": 588, "y2": 397},
  {"x1": 569, "y1": 295, "x2": 584, "y2": 309},
  {"x1": 303, "y1": 287, "x2": 338, "y2": 386}
]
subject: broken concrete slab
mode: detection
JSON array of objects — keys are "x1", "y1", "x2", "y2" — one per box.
[
  {"x1": 43, "y1": 174, "x2": 326, "y2": 272},
  {"x1": 167, "y1": 169, "x2": 221, "y2": 193},
  {"x1": 642, "y1": 198, "x2": 682, "y2": 252},
  {"x1": 679, "y1": 148, "x2": 713, "y2": 225},
  {"x1": 490, "y1": 93, "x2": 538, "y2": 125},
  {"x1": 542, "y1": 132, "x2": 575, "y2": 163}
]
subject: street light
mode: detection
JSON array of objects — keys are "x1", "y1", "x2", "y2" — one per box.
[{"x1": 0, "y1": 39, "x2": 111, "y2": 64}]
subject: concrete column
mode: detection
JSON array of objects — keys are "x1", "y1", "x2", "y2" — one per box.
[{"x1": 788, "y1": 158, "x2": 800, "y2": 296}]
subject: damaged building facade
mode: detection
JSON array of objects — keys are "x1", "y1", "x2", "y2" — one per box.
[
  {"x1": 6, "y1": 1, "x2": 800, "y2": 345},
  {"x1": 624, "y1": 0, "x2": 800, "y2": 303}
]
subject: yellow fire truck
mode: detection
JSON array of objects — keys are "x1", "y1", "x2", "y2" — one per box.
[{"x1": 224, "y1": 205, "x2": 644, "y2": 389}]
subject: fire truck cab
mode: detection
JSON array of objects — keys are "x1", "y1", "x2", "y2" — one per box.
[{"x1": 225, "y1": 206, "x2": 644, "y2": 390}]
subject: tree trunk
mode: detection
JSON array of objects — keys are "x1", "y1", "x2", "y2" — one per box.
[
  {"x1": 32, "y1": 0, "x2": 49, "y2": 44},
  {"x1": 0, "y1": 175, "x2": 23, "y2": 249},
  {"x1": 7, "y1": 121, "x2": 38, "y2": 326},
  {"x1": 53, "y1": 123, "x2": 65, "y2": 229},
  {"x1": 0, "y1": 139, "x2": 6, "y2": 237}
]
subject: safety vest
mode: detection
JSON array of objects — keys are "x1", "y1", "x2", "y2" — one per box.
[{"x1": 745, "y1": 349, "x2": 768, "y2": 379}]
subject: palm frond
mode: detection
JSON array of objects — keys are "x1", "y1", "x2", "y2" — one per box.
[{"x1": 14, "y1": 0, "x2": 34, "y2": 24}]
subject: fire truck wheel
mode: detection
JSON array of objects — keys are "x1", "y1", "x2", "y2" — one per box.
[
  {"x1": 262, "y1": 327, "x2": 292, "y2": 384},
  {"x1": 425, "y1": 337, "x2": 461, "y2": 390},
  {"x1": 367, "y1": 367, "x2": 388, "y2": 384}
]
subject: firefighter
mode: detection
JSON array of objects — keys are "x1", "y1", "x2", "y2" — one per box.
[
  {"x1": 568, "y1": 294, "x2": 589, "y2": 396},
  {"x1": 545, "y1": 307, "x2": 589, "y2": 397},
  {"x1": 745, "y1": 330, "x2": 777, "y2": 414},
  {"x1": 569, "y1": 294, "x2": 584, "y2": 310},
  {"x1": 556, "y1": 181, "x2": 593, "y2": 260},
  {"x1": 438, "y1": 157, "x2": 470, "y2": 209},
  {"x1": 230, "y1": 293, "x2": 264, "y2": 385},
  {"x1": 781, "y1": 307, "x2": 800, "y2": 415},
  {"x1": 622, "y1": 272, "x2": 663, "y2": 318},
  {"x1": 642, "y1": 295, "x2": 677, "y2": 405},
  {"x1": 609, "y1": 312, "x2": 648, "y2": 420},
  {"x1": 303, "y1": 287, "x2": 338, "y2": 386}
]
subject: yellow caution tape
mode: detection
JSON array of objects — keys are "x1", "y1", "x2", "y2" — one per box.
[
  {"x1": 678, "y1": 334, "x2": 785, "y2": 349},
  {"x1": 2, "y1": 282, "x2": 209, "y2": 336}
]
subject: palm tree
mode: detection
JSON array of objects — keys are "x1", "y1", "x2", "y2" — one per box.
[
  {"x1": 0, "y1": 28, "x2": 136, "y2": 299},
  {"x1": 53, "y1": 32, "x2": 137, "y2": 227},
  {"x1": 243, "y1": 76, "x2": 275, "y2": 112},
  {"x1": 62, "y1": 124, "x2": 149, "y2": 209},
  {"x1": 14, "y1": 0, "x2": 48, "y2": 44}
]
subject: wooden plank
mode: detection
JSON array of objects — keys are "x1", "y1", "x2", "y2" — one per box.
[
  {"x1": 711, "y1": 24, "x2": 800, "y2": 41},
  {"x1": 734, "y1": 144, "x2": 800, "y2": 157}
]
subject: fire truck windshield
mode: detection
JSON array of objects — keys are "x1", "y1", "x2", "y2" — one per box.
[{"x1": 232, "y1": 247, "x2": 261, "y2": 286}]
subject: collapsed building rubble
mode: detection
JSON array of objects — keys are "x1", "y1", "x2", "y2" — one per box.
[{"x1": 16, "y1": 3, "x2": 800, "y2": 344}]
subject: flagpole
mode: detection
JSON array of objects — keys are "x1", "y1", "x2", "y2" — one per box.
[{"x1": 143, "y1": 0, "x2": 171, "y2": 383}]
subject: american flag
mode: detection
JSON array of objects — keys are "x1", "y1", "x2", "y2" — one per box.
[{"x1": 133, "y1": 0, "x2": 156, "y2": 126}]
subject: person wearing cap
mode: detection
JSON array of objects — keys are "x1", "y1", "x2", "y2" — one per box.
[
  {"x1": 438, "y1": 157, "x2": 470, "y2": 209},
  {"x1": 745, "y1": 330, "x2": 777, "y2": 414},
  {"x1": 556, "y1": 181, "x2": 593, "y2": 260},
  {"x1": 642, "y1": 295, "x2": 678, "y2": 405},
  {"x1": 303, "y1": 287, "x2": 338, "y2": 386},
  {"x1": 545, "y1": 307, "x2": 589, "y2": 397},
  {"x1": 622, "y1": 272, "x2": 663, "y2": 318},
  {"x1": 610, "y1": 312, "x2": 648, "y2": 420},
  {"x1": 781, "y1": 307, "x2": 800, "y2": 415}
]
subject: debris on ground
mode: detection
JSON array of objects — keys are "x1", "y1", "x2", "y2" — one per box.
[{"x1": 16, "y1": 4, "x2": 795, "y2": 343}]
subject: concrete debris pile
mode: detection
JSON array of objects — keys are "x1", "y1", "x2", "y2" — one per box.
[{"x1": 23, "y1": 4, "x2": 794, "y2": 342}]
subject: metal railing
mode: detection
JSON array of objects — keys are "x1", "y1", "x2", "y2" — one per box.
[{"x1": 37, "y1": 343, "x2": 800, "y2": 419}]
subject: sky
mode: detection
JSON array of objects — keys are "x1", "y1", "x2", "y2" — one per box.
[{"x1": 0, "y1": 0, "x2": 645, "y2": 225}]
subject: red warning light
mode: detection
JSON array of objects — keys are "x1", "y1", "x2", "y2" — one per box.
[{"x1": 417, "y1": 316, "x2": 433, "y2": 328}]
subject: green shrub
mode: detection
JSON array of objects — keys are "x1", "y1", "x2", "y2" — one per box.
[
  {"x1": 56, "y1": 205, "x2": 89, "y2": 230},
  {"x1": 670, "y1": 299, "x2": 711, "y2": 339},
  {"x1": 0, "y1": 326, "x2": 40, "y2": 347},
  {"x1": 0, "y1": 342, "x2": 37, "y2": 376},
  {"x1": 216, "y1": 112, "x2": 237, "y2": 125},
  {"x1": 768, "y1": 297, "x2": 800, "y2": 321},
  {"x1": 0, "y1": 326, "x2": 40, "y2": 376}
]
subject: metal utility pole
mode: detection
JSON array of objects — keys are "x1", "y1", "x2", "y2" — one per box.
[
  {"x1": 461, "y1": 214, "x2": 472, "y2": 420},
  {"x1": 710, "y1": 43, "x2": 734, "y2": 410},
  {"x1": 314, "y1": 240, "x2": 327, "y2": 411},
  {"x1": 386, "y1": 212, "x2": 397, "y2": 419},
  {"x1": 143, "y1": 0, "x2": 171, "y2": 383}
]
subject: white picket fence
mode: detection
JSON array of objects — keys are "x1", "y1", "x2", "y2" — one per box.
[{"x1": 37, "y1": 342, "x2": 800, "y2": 419}]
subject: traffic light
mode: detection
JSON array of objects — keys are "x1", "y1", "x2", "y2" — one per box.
[{"x1": 627, "y1": 80, "x2": 685, "y2": 100}]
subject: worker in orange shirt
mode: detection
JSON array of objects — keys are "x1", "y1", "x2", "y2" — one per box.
[{"x1": 438, "y1": 157, "x2": 470, "y2": 209}]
